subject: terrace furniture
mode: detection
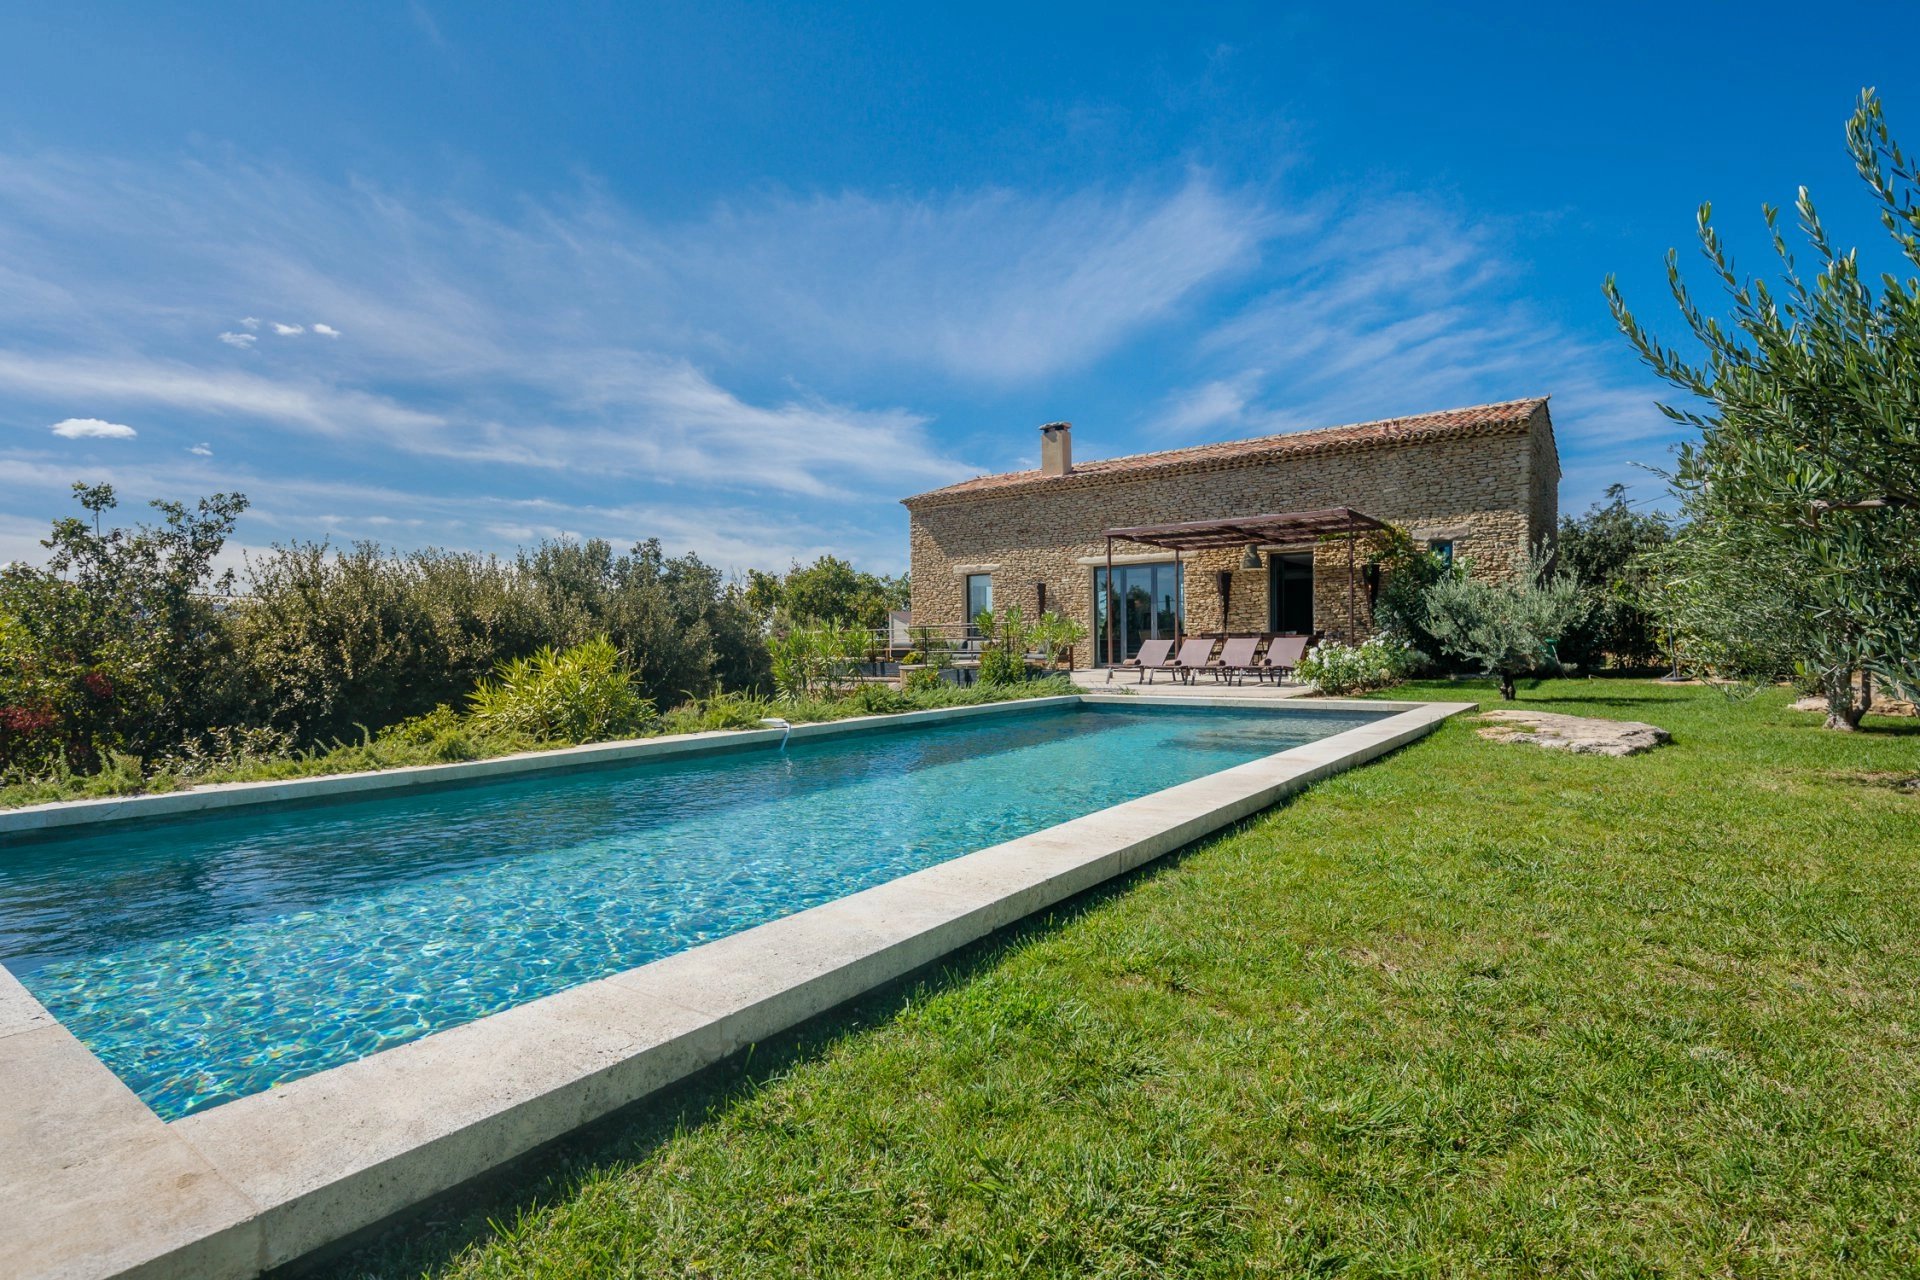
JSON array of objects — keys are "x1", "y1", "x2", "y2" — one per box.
[
  {"x1": 1214, "y1": 635, "x2": 1262, "y2": 685},
  {"x1": 1261, "y1": 633, "x2": 1311, "y2": 683},
  {"x1": 1170, "y1": 636, "x2": 1217, "y2": 685},
  {"x1": 1118, "y1": 637, "x2": 1176, "y2": 683}
]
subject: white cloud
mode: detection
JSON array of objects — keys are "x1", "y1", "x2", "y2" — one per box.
[
  {"x1": 49, "y1": 416, "x2": 136, "y2": 439},
  {"x1": 240, "y1": 316, "x2": 260, "y2": 330},
  {"x1": 0, "y1": 351, "x2": 448, "y2": 438},
  {"x1": 311, "y1": 323, "x2": 339, "y2": 337},
  {"x1": 189, "y1": 441, "x2": 212, "y2": 456},
  {"x1": 270, "y1": 322, "x2": 304, "y2": 335},
  {"x1": 218, "y1": 331, "x2": 256, "y2": 348}
]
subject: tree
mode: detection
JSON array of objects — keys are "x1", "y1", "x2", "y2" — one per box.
[
  {"x1": 1555, "y1": 485, "x2": 1672, "y2": 670},
  {"x1": 1635, "y1": 523, "x2": 1813, "y2": 691},
  {"x1": 1422, "y1": 555, "x2": 1587, "y2": 700},
  {"x1": 1367, "y1": 526, "x2": 1464, "y2": 663},
  {"x1": 0, "y1": 482, "x2": 248, "y2": 771},
  {"x1": 746, "y1": 556, "x2": 908, "y2": 631},
  {"x1": 1604, "y1": 89, "x2": 1920, "y2": 729}
]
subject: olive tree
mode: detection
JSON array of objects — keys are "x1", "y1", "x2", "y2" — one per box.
[
  {"x1": 1423, "y1": 555, "x2": 1586, "y2": 701},
  {"x1": 1605, "y1": 89, "x2": 1920, "y2": 729}
]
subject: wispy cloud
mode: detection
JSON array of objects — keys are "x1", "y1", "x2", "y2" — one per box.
[
  {"x1": 0, "y1": 139, "x2": 1675, "y2": 572},
  {"x1": 0, "y1": 150, "x2": 1249, "y2": 516},
  {"x1": 1156, "y1": 194, "x2": 1674, "y2": 509},
  {"x1": 49, "y1": 416, "x2": 136, "y2": 439},
  {"x1": 673, "y1": 180, "x2": 1280, "y2": 382}
]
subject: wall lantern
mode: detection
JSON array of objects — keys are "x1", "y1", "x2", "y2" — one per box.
[{"x1": 1240, "y1": 544, "x2": 1264, "y2": 571}]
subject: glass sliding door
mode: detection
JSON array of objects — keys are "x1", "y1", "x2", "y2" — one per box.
[{"x1": 1093, "y1": 561, "x2": 1184, "y2": 661}]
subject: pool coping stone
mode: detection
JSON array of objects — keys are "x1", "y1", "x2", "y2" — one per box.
[{"x1": 0, "y1": 693, "x2": 1467, "y2": 1278}]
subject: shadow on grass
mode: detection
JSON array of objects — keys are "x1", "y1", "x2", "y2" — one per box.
[
  {"x1": 1505, "y1": 692, "x2": 1695, "y2": 708},
  {"x1": 290, "y1": 812, "x2": 1271, "y2": 1280}
]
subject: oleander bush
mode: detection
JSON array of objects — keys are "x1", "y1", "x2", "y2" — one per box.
[{"x1": 466, "y1": 637, "x2": 657, "y2": 743}]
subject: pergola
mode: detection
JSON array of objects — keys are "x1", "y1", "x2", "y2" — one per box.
[{"x1": 1098, "y1": 507, "x2": 1388, "y2": 666}]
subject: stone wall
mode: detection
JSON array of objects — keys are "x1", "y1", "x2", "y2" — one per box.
[{"x1": 904, "y1": 404, "x2": 1557, "y2": 655}]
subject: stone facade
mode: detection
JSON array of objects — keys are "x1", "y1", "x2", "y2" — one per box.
[{"x1": 902, "y1": 398, "x2": 1559, "y2": 660}]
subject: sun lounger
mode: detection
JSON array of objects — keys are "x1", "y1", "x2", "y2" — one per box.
[
  {"x1": 1170, "y1": 635, "x2": 1216, "y2": 685},
  {"x1": 1261, "y1": 633, "x2": 1310, "y2": 682},
  {"x1": 1118, "y1": 636, "x2": 1176, "y2": 683},
  {"x1": 1214, "y1": 635, "x2": 1261, "y2": 685}
]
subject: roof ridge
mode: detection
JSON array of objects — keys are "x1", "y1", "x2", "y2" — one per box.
[{"x1": 904, "y1": 396, "x2": 1549, "y2": 505}]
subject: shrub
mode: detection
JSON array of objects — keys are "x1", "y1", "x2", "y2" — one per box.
[
  {"x1": 769, "y1": 621, "x2": 866, "y2": 702},
  {"x1": 659, "y1": 689, "x2": 780, "y2": 735},
  {"x1": 1030, "y1": 611, "x2": 1089, "y2": 669},
  {"x1": 901, "y1": 665, "x2": 942, "y2": 694},
  {"x1": 1296, "y1": 635, "x2": 1415, "y2": 695},
  {"x1": 1367, "y1": 527, "x2": 1459, "y2": 663},
  {"x1": 466, "y1": 637, "x2": 657, "y2": 743},
  {"x1": 850, "y1": 683, "x2": 912, "y2": 715},
  {"x1": 1555, "y1": 485, "x2": 1672, "y2": 669},
  {"x1": 973, "y1": 605, "x2": 1036, "y2": 686},
  {"x1": 229, "y1": 536, "x2": 765, "y2": 744},
  {"x1": 1423, "y1": 555, "x2": 1587, "y2": 700}
]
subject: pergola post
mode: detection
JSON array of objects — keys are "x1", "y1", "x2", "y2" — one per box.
[
  {"x1": 1104, "y1": 534, "x2": 1114, "y2": 667},
  {"x1": 1173, "y1": 546, "x2": 1182, "y2": 657},
  {"x1": 1347, "y1": 523, "x2": 1356, "y2": 643}
]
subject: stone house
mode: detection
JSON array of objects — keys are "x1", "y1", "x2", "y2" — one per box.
[{"x1": 901, "y1": 397, "x2": 1559, "y2": 663}]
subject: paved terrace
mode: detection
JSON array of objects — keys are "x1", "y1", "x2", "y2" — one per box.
[{"x1": 1069, "y1": 668, "x2": 1316, "y2": 698}]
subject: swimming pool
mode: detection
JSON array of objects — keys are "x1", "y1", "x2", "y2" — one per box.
[{"x1": 0, "y1": 700, "x2": 1382, "y2": 1119}]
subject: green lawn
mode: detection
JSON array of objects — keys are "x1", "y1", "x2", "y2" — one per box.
[{"x1": 328, "y1": 680, "x2": 1920, "y2": 1279}]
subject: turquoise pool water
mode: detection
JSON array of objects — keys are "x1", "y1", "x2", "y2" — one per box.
[{"x1": 0, "y1": 702, "x2": 1381, "y2": 1119}]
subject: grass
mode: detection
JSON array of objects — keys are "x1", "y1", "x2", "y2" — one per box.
[
  {"x1": 315, "y1": 677, "x2": 1920, "y2": 1279},
  {"x1": 0, "y1": 675, "x2": 1079, "y2": 810}
]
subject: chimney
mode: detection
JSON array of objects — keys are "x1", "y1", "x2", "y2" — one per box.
[{"x1": 1040, "y1": 421, "x2": 1073, "y2": 476}]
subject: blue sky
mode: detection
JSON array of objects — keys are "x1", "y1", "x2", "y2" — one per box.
[{"x1": 1, "y1": 2, "x2": 1914, "y2": 573}]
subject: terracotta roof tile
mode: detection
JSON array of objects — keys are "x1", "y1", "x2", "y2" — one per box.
[{"x1": 903, "y1": 396, "x2": 1549, "y2": 507}]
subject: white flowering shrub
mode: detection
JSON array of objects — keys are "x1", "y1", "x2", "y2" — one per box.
[{"x1": 1295, "y1": 634, "x2": 1416, "y2": 695}]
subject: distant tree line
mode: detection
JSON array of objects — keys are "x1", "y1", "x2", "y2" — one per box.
[{"x1": 1, "y1": 485, "x2": 927, "y2": 779}]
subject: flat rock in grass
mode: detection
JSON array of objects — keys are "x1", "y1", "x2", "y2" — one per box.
[
  {"x1": 1475, "y1": 709, "x2": 1670, "y2": 757},
  {"x1": 1790, "y1": 695, "x2": 1917, "y2": 717}
]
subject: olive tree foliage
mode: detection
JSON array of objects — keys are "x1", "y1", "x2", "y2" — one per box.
[
  {"x1": 1604, "y1": 89, "x2": 1920, "y2": 729},
  {"x1": 1422, "y1": 555, "x2": 1587, "y2": 701}
]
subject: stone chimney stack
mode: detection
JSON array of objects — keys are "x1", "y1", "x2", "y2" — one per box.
[{"x1": 1040, "y1": 421, "x2": 1073, "y2": 476}]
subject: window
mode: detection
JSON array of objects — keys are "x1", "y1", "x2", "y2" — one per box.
[
  {"x1": 1428, "y1": 539, "x2": 1454, "y2": 567},
  {"x1": 964, "y1": 573, "x2": 993, "y2": 634}
]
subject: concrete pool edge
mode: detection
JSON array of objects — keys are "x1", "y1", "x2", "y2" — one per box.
[{"x1": 0, "y1": 695, "x2": 1469, "y2": 1279}]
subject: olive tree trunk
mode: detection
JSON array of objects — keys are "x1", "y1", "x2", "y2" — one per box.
[{"x1": 1823, "y1": 668, "x2": 1873, "y2": 731}]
